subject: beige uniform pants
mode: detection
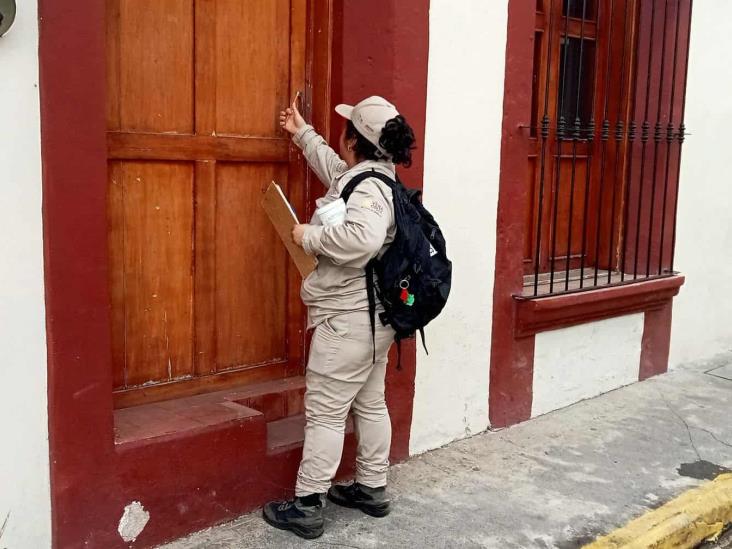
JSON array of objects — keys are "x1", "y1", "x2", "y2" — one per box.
[{"x1": 295, "y1": 310, "x2": 395, "y2": 496}]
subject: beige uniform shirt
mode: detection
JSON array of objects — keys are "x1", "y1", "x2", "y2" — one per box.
[{"x1": 293, "y1": 125, "x2": 397, "y2": 329}]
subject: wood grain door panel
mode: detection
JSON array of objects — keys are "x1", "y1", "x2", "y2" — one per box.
[
  {"x1": 214, "y1": 162, "x2": 289, "y2": 371},
  {"x1": 213, "y1": 0, "x2": 291, "y2": 137},
  {"x1": 107, "y1": 0, "x2": 194, "y2": 133},
  {"x1": 108, "y1": 161, "x2": 195, "y2": 387}
]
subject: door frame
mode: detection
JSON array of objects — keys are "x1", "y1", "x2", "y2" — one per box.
[{"x1": 40, "y1": 1, "x2": 334, "y2": 545}]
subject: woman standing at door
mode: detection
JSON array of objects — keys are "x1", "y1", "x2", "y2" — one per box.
[{"x1": 262, "y1": 96, "x2": 416, "y2": 539}]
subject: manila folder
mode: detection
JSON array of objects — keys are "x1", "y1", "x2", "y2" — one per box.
[{"x1": 261, "y1": 181, "x2": 317, "y2": 278}]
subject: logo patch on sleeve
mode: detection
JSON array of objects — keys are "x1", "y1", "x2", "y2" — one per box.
[{"x1": 361, "y1": 199, "x2": 385, "y2": 216}]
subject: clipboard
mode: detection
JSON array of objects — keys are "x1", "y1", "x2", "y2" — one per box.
[{"x1": 261, "y1": 181, "x2": 317, "y2": 278}]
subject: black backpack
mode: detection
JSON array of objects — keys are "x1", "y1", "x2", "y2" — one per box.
[{"x1": 341, "y1": 169, "x2": 452, "y2": 367}]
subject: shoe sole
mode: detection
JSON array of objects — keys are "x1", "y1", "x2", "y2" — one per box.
[
  {"x1": 262, "y1": 509, "x2": 324, "y2": 540},
  {"x1": 327, "y1": 492, "x2": 391, "y2": 518}
]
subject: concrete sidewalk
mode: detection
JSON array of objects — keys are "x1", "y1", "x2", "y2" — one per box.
[{"x1": 160, "y1": 354, "x2": 732, "y2": 549}]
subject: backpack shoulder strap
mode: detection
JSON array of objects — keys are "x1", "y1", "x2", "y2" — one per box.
[
  {"x1": 340, "y1": 169, "x2": 399, "y2": 364},
  {"x1": 340, "y1": 169, "x2": 397, "y2": 203}
]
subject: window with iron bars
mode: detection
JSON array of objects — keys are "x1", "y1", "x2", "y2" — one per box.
[{"x1": 523, "y1": 0, "x2": 692, "y2": 297}]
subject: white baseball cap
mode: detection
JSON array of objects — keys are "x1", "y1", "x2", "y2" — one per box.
[{"x1": 335, "y1": 96, "x2": 400, "y2": 158}]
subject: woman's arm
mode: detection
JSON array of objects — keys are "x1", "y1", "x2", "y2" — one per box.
[
  {"x1": 293, "y1": 126, "x2": 347, "y2": 188},
  {"x1": 293, "y1": 179, "x2": 392, "y2": 268},
  {"x1": 280, "y1": 99, "x2": 346, "y2": 188}
]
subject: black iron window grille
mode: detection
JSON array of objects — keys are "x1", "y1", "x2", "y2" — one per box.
[{"x1": 523, "y1": 0, "x2": 693, "y2": 297}]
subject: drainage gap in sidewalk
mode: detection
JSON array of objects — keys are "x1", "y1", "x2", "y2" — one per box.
[{"x1": 677, "y1": 460, "x2": 731, "y2": 481}]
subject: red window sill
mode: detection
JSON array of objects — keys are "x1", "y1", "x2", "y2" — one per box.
[{"x1": 513, "y1": 275, "x2": 685, "y2": 337}]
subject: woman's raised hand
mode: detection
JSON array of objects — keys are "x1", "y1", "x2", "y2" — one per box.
[{"x1": 279, "y1": 97, "x2": 306, "y2": 135}]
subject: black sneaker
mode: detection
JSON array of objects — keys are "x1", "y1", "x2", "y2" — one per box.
[
  {"x1": 262, "y1": 494, "x2": 325, "y2": 540},
  {"x1": 327, "y1": 482, "x2": 391, "y2": 517}
]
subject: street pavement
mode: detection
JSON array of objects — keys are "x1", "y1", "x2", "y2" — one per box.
[{"x1": 160, "y1": 353, "x2": 732, "y2": 549}]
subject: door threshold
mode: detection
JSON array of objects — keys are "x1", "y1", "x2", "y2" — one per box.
[
  {"x1": 267, "y1": 414, "x2": 355, "y2": 455},
  {"x1": 115, "y1": 376, "x2": 306, "y2": 447}
]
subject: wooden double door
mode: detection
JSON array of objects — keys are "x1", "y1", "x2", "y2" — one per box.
[{"x1": 106, "y1": 0, "x2": 316, "y2": 407}]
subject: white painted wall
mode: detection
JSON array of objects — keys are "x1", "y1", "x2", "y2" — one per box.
[
  {"x1": 531, "y1": 314, "x2": 644, "y2": 418},
  {"x1": 410, "y1": 0, "x2": 508, "y2": 455},
  {"x1": 0, "y1": 2, "x2": 52, "y2": 548},
  {"x1": 670, "y1": 1, "x2": 732, "y2": 367}
]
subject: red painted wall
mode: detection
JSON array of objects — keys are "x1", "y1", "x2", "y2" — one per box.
[
  {"x1": 332, "y1": 0, "x2": 429, "y2": 462},
  {"x1": 40, "y1": 1, "x2": 429, "y2": 547},
  {"x1": 332, "y1": 0, "x2": 428, "y2": 185},
  {"x1": 490, "y1": 0, "x2": 537, "y2": 428}
]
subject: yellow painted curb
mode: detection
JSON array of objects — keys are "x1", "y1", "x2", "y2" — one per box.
[{"x1": 583, "y1": 473, "x2": 732, "y2": 549}]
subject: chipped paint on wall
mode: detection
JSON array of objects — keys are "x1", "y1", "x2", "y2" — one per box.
[{"x1": 118, "y1": 501, "x2": 150, "y2": 543}]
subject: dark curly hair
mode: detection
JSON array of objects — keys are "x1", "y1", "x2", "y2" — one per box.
[{"x1": 346, "y1": 115, "x2": 416, "y2": 167}]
